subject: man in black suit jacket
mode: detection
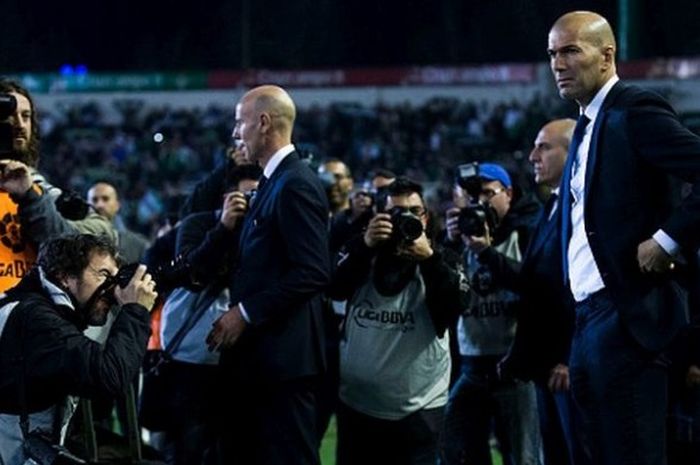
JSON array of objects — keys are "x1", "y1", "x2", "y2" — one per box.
[
  {"x1": 502, "y1": 119, "x2": 591, "y2": 465},
  {"x1": 548, "y1": 11, "x2": 700, "y2": 465},
  {"x1": 206, "y1": 85, "x2": 331, "y2": 465}
]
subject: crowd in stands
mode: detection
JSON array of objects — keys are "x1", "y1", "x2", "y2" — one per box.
[{"x1": 36, "y1": 92, "x2": 575, "y2": 236}]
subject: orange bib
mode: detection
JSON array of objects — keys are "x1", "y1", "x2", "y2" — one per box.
[{"x1": 0, "y1": 192, "x2": 36, "y2": 292}]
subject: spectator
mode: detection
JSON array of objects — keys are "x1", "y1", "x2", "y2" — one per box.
[{"x1": 88, "y1": 181, "x2": 150, "y2": 264}]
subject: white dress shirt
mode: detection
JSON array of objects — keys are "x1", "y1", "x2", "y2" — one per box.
[{"x1": 567, "y1": 76, "x2": 678, "y2": 302}]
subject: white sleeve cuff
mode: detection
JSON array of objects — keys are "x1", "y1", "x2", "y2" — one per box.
[
  {"x1": 238, "y1": 302, "x2": 251, "y2": 323},
  {"x1": 653, "y1": 230, "x2": 680, "y2": 256}
]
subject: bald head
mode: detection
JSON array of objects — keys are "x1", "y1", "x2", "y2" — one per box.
[
  {"x1": 233, "y1": 85, "x2": 297, "y2": 167},
  {"x1": 241, "y1": 85, "x2": 296, "y2": 136},
  {"x1": 542, "y1": 118, "x2": 576, "y2": 144},
  {"x1": 529, "y1": 118, "x2": 576, "y2": 187},
  {"x1": 548, "y1": 11, "x2": 617, "y2": 106},
  {"x1": 553, "y1": 11, "x2": 616, "y2": 49}
]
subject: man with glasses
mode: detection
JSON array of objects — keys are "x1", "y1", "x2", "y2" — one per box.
[
  {"x1": 0, "y1": 234, "x2": 157, "y2": 465},
  {"x1": 328, "y1": 176, "x2": 468, "y2": 465},
  {"x1": 441, "y1": 162, "x2": 543, "y2": 465}
]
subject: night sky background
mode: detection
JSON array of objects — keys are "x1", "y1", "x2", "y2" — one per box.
[{"x1": 0, "y1": 0, "x2": 699, "y2": 72}]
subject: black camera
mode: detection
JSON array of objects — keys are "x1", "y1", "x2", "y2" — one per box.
[
  {"x1": 0, "y1": 93, "x2": 17, "y2": 155},
  {"x1": 55, "y1": 190, "x2": 90, "y2": 220},
  {"x1": 114, "y1": 262, "x2": 141, "y2": 288},
  {"x1": 388, "y1": 206, "x2": 423, "y2": 246},
  {"x1": 113, "y1": 255, "x2": 190, "y2": 293},
  {"x1": 455, "y1": 162, "x2": 482, "y2": 196},
  {"x1": 454, "y1": 162, "x2": 499, "y2": 236},
  {"x1": 458, "y1": 204, "x2": 497, "y2": 237}
]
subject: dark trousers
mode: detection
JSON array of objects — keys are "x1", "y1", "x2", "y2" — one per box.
[
  {"x1": 570, "y1": 290, "x2": 669, "y2": 465},
  {"x1": 440, "y1": 357, "x2": 541, "y2": 465},
  {"x1": 149, "y1": 361, "x2": 220, "y2": 465},
  {"x1": 667, "y1": 370, "x2": 700, "y2": 464},
  {"x1": 336, "y1": 401, "x2": 443, "y2": 465},
  {"x1": 536, "y1": 385, "x2": 591, "y2": 465},
  {"x1": 219, "y1": 376, "x2": 320, "y2": 465}
]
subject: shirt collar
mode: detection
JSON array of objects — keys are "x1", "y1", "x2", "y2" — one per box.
[
  {"x1": 263, "y1": 144, "x2": 295, "y2": 179},
  {"x1": 582, "y1": 75, "x2": 619, "y2": 122}
]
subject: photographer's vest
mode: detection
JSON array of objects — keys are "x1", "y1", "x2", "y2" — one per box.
[
  {"x1": 0, "y1": 276, "x2": 77, "y2": 465},
  {"x1": 339, "y1": 267, "x2": 451, "y2": 420},
  {"x1": 0, "y1": 192, "x2": 35, "y2": 292},
  {"x1": 458, "y1": 230, "x2": 522, "y2": 356}
]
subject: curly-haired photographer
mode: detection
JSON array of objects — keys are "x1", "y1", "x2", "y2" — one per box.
[{"x1": 0, "y1": 234, "x2": 157, "y2": 465}]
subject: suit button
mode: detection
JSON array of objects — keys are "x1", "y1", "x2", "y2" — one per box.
[{"x1": 587, "y1": 231, "x2": 596, "y2": 237}]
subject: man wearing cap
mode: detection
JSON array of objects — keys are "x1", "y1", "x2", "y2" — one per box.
[{"x1": 441, "y1": 162, "x2": 543, "y2": 465}]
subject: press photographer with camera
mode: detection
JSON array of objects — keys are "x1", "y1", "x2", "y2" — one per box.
[
  {"x1": 138, "y1": 164, "x2": 262, "y2": 464},
  {"x1": 0, "y1": 79, "x2": 116, "y2": 293},
  {"x1": 0, "y1": 234, "x2": 157, "y2": 465},
  {"x1": 440, "y1": 162, "x2": 543, "y2": 465},
  {"x1": 328, "y1": 176, "x2": 468, "y2": 465}
]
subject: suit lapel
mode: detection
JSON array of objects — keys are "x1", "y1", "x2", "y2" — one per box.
[
  {"x1": 559, "y1": 148, "x2": 576, "y2": 282},
  {"x1": 528, "y1": 207, "x2": 557, "y2": 260},
  {"x1": 584, "y1": 112, "x2": 605, "y2": 206},
  {"x1": 584, "y1": 81, "x2": 625, "y2": 205},
  {"x1": 240, "y1": 152, "x2": 299, "y2": 246}
]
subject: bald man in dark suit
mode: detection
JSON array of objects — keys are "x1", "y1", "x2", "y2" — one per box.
[
  {"x1": 207, "y1": 85, "x2": 330, "y2": 465},
  {"x1": 549, "y1": 11, "x2": 700, "y2": 465}
]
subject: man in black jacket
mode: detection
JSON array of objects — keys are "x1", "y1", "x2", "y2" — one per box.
[
  {"x1": 206, "y1": 85, "x2": 330, "y2": 465},
  {"x1": 0, "y1": 234, "x2": 157, "y2": 465},
  {"x1": 549, "y1": 11, "x2": 700, "y2": 465},
  {"x1": 329, "y1": 176, "x2": 468, "y2": 465},
  {"x1": 501, "y1": 119, "x2": 591, "y2": 465}
]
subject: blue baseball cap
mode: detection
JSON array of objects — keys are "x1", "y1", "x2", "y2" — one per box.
[{"x1": 479, "y1": 163, "x2": 512, "y2": 188}]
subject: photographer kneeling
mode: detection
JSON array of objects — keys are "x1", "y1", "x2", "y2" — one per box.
[
  {"x1": 329, "y1": 177, "x2": 468, "y2": 465},
  {"x1": 0, "y1": 234, "x2": 157, "y2": 465}
]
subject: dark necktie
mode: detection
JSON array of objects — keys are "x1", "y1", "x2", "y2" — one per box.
[
  {"x1": 248, "y1": 175, "x2": 268, "y2": 207},
  {"x1": 560, "y1": 113, "x2": 590, "y2": 282},
  {"x1": 546, "y1": 192, "x2": 558, "y2": 222},
  {"x1": 569, "y1": 114, "x2": 590, "y2": 177}
]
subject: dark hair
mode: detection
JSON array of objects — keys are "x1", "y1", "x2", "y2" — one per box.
[
  {"x1": 322, "y1": 158, "x2": 352, "y2": 177},
  {"x1": 38, "y1": 234, "x2": 117, "y2": 283},
  {"x1": 88, "y1": 179, "x2": 119, "y2": 198},
  {"x1": 225, "y1": 163, "x2": 263, "y2": 191},
  {"x1": 385, "y1": 176, "x2": 423, "y2": 198},
  {"x1": 0, "y1": 78, "x2": 40, "y2": 167},
  {"x1": 385, "y1": 176, "x2": 439, "y2": 241}
]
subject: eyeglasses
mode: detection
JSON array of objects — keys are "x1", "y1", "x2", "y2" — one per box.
[
  {"x1": 479, "y1": 187, "x2": 506, "y2": 200},
  {"x1": 392, "y1": 206, "x2": 427, "y2": 217}
]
